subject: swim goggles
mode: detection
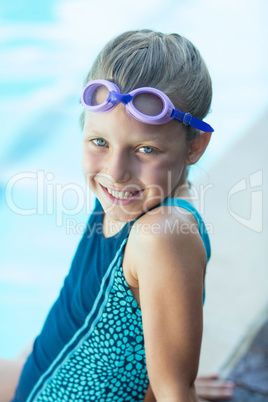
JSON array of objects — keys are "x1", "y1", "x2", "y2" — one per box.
[{"x1": 81, "y1": 79, "x2": 214, "y2": 132}]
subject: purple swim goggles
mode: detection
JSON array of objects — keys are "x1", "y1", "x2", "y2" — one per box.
[{"x1": 81, "y1": 79, "x2": 214, "y2": 132}]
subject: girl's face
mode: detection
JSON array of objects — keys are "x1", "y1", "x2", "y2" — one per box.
[{"x1": 82, "y1": 103, "x2": 188, "y2": 226}]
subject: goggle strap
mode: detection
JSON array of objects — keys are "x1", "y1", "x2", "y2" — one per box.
[
  {"x1": 172, "y1": 109, "x2": 214, "y2": 133},
  {"x1": 171, "y1": 109, "x2": 185, "y2": 123},
  {"x1": 189, "y1": 116, "x2": 214, "y2": 132},
  {"x1": 109, "y1": 91, "x2": 133, "y2": 105}
]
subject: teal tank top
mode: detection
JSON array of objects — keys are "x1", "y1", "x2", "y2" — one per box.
[{"x1": 15, "y1": 197, "x2": 210, "y2": 402}]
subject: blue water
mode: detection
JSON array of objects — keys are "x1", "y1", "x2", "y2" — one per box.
[
  {"x1": 1, "y1": 0, "x2": 268, "y2": 359},
  {"x1": 1, "y1": 0, "x2": 58, "y2": 22}
]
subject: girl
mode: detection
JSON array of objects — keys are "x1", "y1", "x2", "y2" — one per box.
[{"x1": 4, "y1": 29, "x2": 231, "y2": 401}]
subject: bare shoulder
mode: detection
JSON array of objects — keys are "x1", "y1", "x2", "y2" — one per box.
[{"x1": 125, "y1": 204, "x2": 207, "y2": 282}]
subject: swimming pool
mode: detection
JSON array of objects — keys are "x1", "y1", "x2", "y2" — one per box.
[{"x1": 1, "y1": 0, "x2": 268, "y2": 359}]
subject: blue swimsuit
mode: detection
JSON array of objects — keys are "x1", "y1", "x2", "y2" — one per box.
[{"x1": 14, "y1": 198, "x2": 210, "y2": 402}]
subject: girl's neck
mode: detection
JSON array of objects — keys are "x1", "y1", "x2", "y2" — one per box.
[
  {"x1": 102, "y1": 214, "x2": 127, "y2": 238},
  {"x1": 170, "y1": 180, "x2": 194, "y2": 205}
]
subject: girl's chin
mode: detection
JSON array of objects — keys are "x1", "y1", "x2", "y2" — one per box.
[{"x1": 104, "y1": 208, "x2": 141, "y2": 224}]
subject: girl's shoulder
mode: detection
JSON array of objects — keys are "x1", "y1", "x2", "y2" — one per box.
[
  {"x1": 124, "y1": 199, "x2": 208, "y2": 285},
  {"x1": 131, "y1": 197, "x2": 205, "y2": 242}
]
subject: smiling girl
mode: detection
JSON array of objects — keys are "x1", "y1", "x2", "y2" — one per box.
[{"x1": 7, "y1": 29, "x2": 227, "y2": 401}]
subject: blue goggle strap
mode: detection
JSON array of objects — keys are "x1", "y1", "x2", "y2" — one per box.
[
  {"x1": 108, "y1": 91, "x2": 133, "y2": 105},
  {"x1": 172, "y1": 110, "x2": 214, "y2": 133}
]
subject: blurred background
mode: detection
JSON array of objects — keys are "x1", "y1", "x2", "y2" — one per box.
[{"x1": 0, "y1": 0, "x2": 267, "y2": 379}]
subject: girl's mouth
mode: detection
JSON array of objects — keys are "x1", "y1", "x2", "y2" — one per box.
[{"x1": 101, "y1": 185, "x2": 144, "y2": 204}]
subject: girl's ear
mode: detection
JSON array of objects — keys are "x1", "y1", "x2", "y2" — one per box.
[{"x1": 185, "y1": 131, "x2": 212, "y2": 165}]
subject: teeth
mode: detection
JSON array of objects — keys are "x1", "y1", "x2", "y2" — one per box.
[{"x1": 106, "y1": 188, "x2": 135, "y2": 199}]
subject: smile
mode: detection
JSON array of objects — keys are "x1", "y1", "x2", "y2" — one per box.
[
  {"x1": 106, "y1": 188, "x2": 139, "y2": 199},
  {"x1": 101, "y1": 185, "x2": 144, "y2": 204}
]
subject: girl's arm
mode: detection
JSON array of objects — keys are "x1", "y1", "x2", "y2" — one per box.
[
  {"x1": 143, "y1": 383, "x2": 156, "y2": 402},
  {"x1": 130, "y1": 212, "x2": 207, "y2": 402},
  {"x1": 0, "y1": 358, "x2": 24, "y2": 401}
]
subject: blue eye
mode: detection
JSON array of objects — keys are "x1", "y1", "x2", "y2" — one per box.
[
  {"x1": 92, "y1": 138, "x2": 107, "y2": 147},
  {"x1": 139, "y1": 146, "x2": 154, "y2": 154}
]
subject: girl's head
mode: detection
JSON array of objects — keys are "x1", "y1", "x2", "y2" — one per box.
[
  {"x1": 81, "y1": 29, "x2": 212, "y2": 142},
  {"x1": 81, "y1": 30, "x2": 213, "y2": 224}
]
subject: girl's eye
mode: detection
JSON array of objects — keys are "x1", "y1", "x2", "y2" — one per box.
[
  {"x1": 92, "y1": 138, "x2": 108, "y2": 147},
  {"x1": 139, "y1": 146, "x2": 155, "y2": 154}
]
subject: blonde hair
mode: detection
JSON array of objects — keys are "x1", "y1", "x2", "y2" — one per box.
[{"x1": 81, "y1": 29, "x2": 213, "y2": 183}]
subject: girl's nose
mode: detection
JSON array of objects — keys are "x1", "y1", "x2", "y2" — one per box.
[{"x1": 106, "y1": 150, "x2": 131, "y2": 184}]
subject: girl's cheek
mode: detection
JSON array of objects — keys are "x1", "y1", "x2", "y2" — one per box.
[{"x1": 82, "y1": 148, "x2": 100, "y2": 174}]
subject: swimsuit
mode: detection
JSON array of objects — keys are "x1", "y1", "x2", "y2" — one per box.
[{"x1": 14, "y1": 197, "x2": 210, "y2": 402}]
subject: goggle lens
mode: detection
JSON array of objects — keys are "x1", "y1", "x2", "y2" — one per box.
[
  {"x1": 84, "y1": 84, "x2": 109, "y2": 106},
  {"x1": 132, "y1": 93, "x2": 164, "y2": 116}
]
